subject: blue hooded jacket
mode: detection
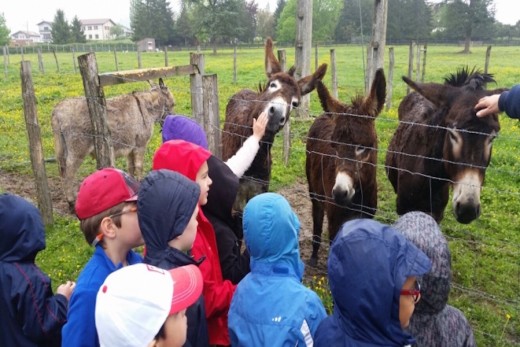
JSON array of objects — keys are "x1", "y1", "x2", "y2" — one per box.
[
  {"x1": 228, "y1": 193, "x2": 327, "y2": 346},
  {"x1": 314, "y1": 219, "x2": 432, "y2": 347},
  {"x1": 0, "y1": 193, "x2": 68, "y2": 347}
]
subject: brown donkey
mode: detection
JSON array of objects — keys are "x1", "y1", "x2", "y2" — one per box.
[
  {"x1": 222, "y1": 37, "x2": 327, "y2": 211},
  {"x1": 306, "y1": 69, "x2": 386, "y2": 266}
]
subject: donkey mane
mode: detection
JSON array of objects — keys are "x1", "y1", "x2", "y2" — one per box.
[{"x1": 443, "y1": 66, "x2": 495, "y2": 89}]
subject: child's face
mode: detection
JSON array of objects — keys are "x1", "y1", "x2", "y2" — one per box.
[
  {"x1": 114, "y1": 203, "x2": 143, "y2": 249},
  {"x1": 195, "y1": 161, "x2": 212, "y2": 206},
  {"x1": 154, "y1": 309, "x2": 188, "y2": 347},
  {"x1": 168, "y1": 205, "x2": 199, "y2": 252},
  {"x1": 399, "y1": 276, "x2": 419, "y2": 328}
]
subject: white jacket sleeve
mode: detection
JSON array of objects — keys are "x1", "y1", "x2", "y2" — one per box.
[{"x1": 225, "y1": 135, "x2": 261, "y2": 178}]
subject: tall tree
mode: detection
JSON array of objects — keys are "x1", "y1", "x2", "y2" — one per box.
[
  {"x1": 387, "y1": 0, "x2": 432, "y2": 42},
  {"x1": 257, "y1": 8, "x2": 275, "y2": 39},
  {"x1": 51, "y1": 9, "x2": 71, "y2": 44},
  {"x1": 439, "y1": 0, "x2": 495, "y2": 52},
  {"x1": 175, "y1": 3, "x2": 195, "y2": 45},
  {"x1": 110, "y1": 24, "x2": 126, "y2": 40},
  {"x1": 334, "y1": 0, "x2": 372, "y2": 43},
  {"x1": 0, "y1": 13, "x2": 10, "y2": 46},
  {"x1": 70, "y1": 16, "x2": 87, "y2": 43},
  {"x1": 272, "y1": 0, "x2": 286, "y2": 39}
]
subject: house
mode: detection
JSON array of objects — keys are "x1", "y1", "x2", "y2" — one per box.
[
  {"x1": 10, "y1": 31, "x2": 42, "y2": 46},
  {"x1": 80, "y1": 18, "x2": 116, "y2": 40},
  {"x1": 37, "y1": 21, "x2": 53, "y2": 43}
]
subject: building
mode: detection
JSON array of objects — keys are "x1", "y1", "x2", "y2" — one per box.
[
  {"x1": 10, "y1": 31, "x2": 42, "y2": 46},
  {"x1": 37, "y1": 21, "x2": 53, "y2": 43},
  {"x1": 80, "y1": 19, "x2": 116, "y2": 40}
]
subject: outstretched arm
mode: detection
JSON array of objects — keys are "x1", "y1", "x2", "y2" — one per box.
[
  {"x1": 475, "y1": 94, "x2": 500, "y2": 117},
  {"x1": 225, "y1": 111, "x2": 268, "y2": 178}
]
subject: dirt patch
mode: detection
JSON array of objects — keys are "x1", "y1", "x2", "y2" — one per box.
[{"x1": 0, "y1": 170, "x2": 330, "y2": 278}]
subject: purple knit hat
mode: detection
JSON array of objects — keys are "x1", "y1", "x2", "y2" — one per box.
[{"x1": 162, "y1": 114, "x2": 209, "y2": 149}]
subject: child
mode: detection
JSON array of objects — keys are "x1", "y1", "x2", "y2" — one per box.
[
  {"x1": 393, "y1": 211, "x2": 476, "y2": 347},
  {"x1": 95, "y1": 263, "x2": 203, "y2": 347},
  {"x1": 161, "y1": 115, "x2": 255, "y2": 283},
  {"x1": 161, "y1": 112, "x2": 268, "y2": 178},
  {"x1": 314, "y1": 219, "x2": 432, "y2": 347},
  {"x1": 153, "y1": 139, "x2": 236, "y2": 346},
  {"x1": 228, "y1": 193, "x2": 327, "y2": 346},
  {"x1": 138, "y1": 169, "x2": 209, "y2": 346},
  {"x1": 62, "y1": 168, "x2": 144, "y2": 347},
  {"x1": 0, "y1": 193, "x2": 75, "y2": 347}
]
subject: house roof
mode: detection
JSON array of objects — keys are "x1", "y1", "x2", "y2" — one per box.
[
  {"x1": 80, "y1": 19, "x2": 116, "y2": 26},
  {"x1": 37, "y1": 21, "x2": 53, "y2": 25},
  {"x1": 11, "y1": 31, "x2": 40, "y2": 38}
]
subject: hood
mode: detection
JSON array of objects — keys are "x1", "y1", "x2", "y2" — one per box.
[
  {"x1": 0, "y1": 193, "x2": 45, "y2": 262},
  {"x1": 138, "y1": 170, "x2": 200, "y2": 255},
  {"x1": 161, "y1": 114, "x2": 209, "y2": 149},
  {"x1": 153, "y1": 139, "x2": 211, "y2": 181},
  {"x1": 393, "y1": 211, "x2": 451, "y2": 314},
  {"x1": 328, "y1": 219, "x2": 431, "y2": 346},
  {"x1": 202, "y1": 155, "x2": 239, "y2": 225},
  {"x1": 242, "y1": 193, "x2": 303, "y2": 279}
]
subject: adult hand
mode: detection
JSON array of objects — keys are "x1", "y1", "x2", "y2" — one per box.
[
  {"x1": 253, "y1": 111, "x2": 268, "y2": 140},
  {"x1": 475, "y1": 94, "x2": 501, "y2": 117}
]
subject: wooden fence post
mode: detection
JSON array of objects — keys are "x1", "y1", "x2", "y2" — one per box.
[
  {"x1": 484, "y1": 45, "x2": 492, "y2": 74},
  {"x1": 78, "y1": 52, "x2": 114, "y2": 169},
  {"x1": 51, "y1": 48, "x2": 60, "y2": 72},
  {"x1": 203, "y1": 74, "x2": 221, "y2": 158},
  {"x1": 190, "y1": 53, "x2": 205, "y2": 127},
  {"x1": 113, "y1": 49, "x2": 119, "y2": 71},
  {"x1": 407, "y1": 41, "x2": 415, "y2": 95},
  {"x1": 20, "y1": 61, "x2": 54, "y2": 225},
  {"x1": 137, "y1": 50, "x2": 142, "y2": 69},
  {"x1": 330, "y1": 49, "x2": 338, "y2": 98},
  {"x1": 386, "y1": 47, "x2": 394, "y2": 111},
  {"x1": 72, "y1": 49, "x2": 77, "y2": 73},
  {"x1": 233, "y1": 43, "x2": 237, "y2": 84},
  {"x1": 37, "y1": 48, "x2": 45, "y2": 74},
  {"x1": 164, "y1": 46, "x2": 169, "y2": 67},
  {"x1": 415, "y1": 43, "x2": 421, "y2": 81},
  {"x1": 295, "y1": 0, "x2": 312, "y2": 118},
  {"x1": 421, "y1": 43, "x2": 427, "y2": 82}
]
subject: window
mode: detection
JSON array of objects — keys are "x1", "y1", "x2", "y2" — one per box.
[
  {"x1": 94, "y1": 25, "x2": 98, "y2": 30},
  {"x1": 89, "y1": 34, "x2": 92, "y2": 39},
  {"x1": 88, "y1": 26, "x2": 92, "y2": 30},
  {"x1": 95, "y1": 34, "x2": 99, "y2": 39}
]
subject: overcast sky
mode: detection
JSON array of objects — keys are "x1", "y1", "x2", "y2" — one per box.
[{"x1": 2, "y1": 0, "x2": 518, "y2": 33}]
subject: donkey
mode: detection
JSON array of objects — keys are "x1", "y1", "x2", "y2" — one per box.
[
  {"x1": 51, "y1": 78, "x2": 174, "y2": 211},
  {"x1": 385, "y1": 68, "x2": 504, "y2": 224},
  {"x1": 222, "y1": 37, "x2": 327, "y2": 211},
  {"x1": 306, "y1": 69, "x2": 386, "y2": 266}
]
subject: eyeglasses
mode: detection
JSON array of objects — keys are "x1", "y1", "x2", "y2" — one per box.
[
  {"x1": 108, "y1": 205, "x2": 138, "y2": 219},
  {"x1": 400, "y1": 281, "x2": 421, "y2": 304},
  {"x1": 91, "y1": 206, "x2": 138, "y2": 247}
]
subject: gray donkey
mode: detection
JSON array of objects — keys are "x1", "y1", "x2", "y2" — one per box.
[{"x1": 51, "y1": 78, "x2": 174, "y2": 211}]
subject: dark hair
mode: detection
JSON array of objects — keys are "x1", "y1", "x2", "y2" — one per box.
[{"x1": 154, "y1": 322, "x2": 166, "y2": 340}]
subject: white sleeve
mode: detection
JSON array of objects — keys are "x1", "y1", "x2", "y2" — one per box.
[{"x1": 225, "y1": 135, "x2": 261, "y2": 178}]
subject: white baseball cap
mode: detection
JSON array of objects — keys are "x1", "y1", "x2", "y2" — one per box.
[{"x1": 95, "y1": 263, "x2": 203, "y2": 347}]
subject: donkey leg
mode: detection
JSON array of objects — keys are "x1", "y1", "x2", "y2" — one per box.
[
  {"x1": 63, "y1": 155, "x2": 84, "y2": 213},
  {"x1": 131, "y1": 149, "x2": 146, "y2": 181},
  {"x1": 309, "y1": 198, "x2": 324, "y2": 267}
]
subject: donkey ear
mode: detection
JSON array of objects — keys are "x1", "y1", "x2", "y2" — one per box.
[
  {"x1": 159, "y1": 78, "x2": 165, "y2": 88},
  {"x1": 265, "y1": 37, "x2": 282, "y2": 77},
  {"x1": 317, "y1": 79, "x2": 342, "y2": 114},
  {"x1": 403, "y1": 76, "x2": 452, "y2": 108},
  {"x1": 299, "y1": 63, "x2": 328, "y2": 96},
  {"x1": 363, "y1": 68, "x2": 386, "y2": 116}
]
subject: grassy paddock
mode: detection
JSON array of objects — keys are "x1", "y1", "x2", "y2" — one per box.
[{"x1": 1, "y1": 44, "x2": 519, "y2": 345}]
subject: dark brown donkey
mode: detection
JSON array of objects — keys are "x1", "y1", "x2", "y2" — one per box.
[
  {"x1": 385, "y1": 68, "x2": 505, "y2": 224},
  {"x1": 306, "y1": 69, "x2": 386, "y2": 266},
  {"x1": 222, "y1": 37, "x2": 327, "y2": 210}
]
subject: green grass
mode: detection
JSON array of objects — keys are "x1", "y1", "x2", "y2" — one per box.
[{"x1": 1, "y1": 43, "x2": 519, "y2": 346}]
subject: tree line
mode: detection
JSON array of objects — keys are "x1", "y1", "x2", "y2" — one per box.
[{"x1": 1, "y1": 0, "x2": 519, "y2": 49}]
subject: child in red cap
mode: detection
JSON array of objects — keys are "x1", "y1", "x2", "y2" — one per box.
[
  {"x1": 153, "y1": 140, "x2": 235, "y2": 346},
  {"x1": 62, "y1": 168, "x2": 144, "y2": 347}
]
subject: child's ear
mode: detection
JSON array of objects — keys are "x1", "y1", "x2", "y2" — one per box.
[{"x1": 99, "y1": 216, "x2": 117, "y2": 240}]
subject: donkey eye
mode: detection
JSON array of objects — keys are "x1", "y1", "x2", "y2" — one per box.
[
  {"x1": 355, "y1": 146, "x2": 367, "y2": 157},
  {"x1": 292, "y1": 101, "x2": 299, "y2": 108},
  {"x1": 269, "y1": 82, "x2": 277, "y2": 88}
]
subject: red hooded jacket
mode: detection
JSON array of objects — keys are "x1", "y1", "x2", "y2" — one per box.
[{"x1": 153, "y1": 139, "x2": 235, "y2": 345}]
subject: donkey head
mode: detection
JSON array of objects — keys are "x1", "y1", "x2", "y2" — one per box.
[
  {"x1": 318, "y1": 69, "x2": 386, "y2": 206},
  {"x1": 403, "y1": 75, "x2": 501, "y2": 223},
  {"x1": 255, "y1": 37, "x2": 327, "y2": 135},
  {"x1": 149, "y1": 78, "x2": 175, "y2": 125}
]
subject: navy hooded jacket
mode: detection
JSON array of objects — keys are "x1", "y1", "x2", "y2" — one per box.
[
  {"x1": 0, "y1": 193, "x2": 68, "y2": 347},
  {"x1": 138, "y1": 170, "x2": 209, "y2": 347},
  {"x1": 314, "y1": 219, "x2": 432, "y2": 347}
]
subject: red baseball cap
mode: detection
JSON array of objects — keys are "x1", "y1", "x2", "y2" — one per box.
[{"x1": 75, "y1": 168, "x2": 140, "y2": 220}]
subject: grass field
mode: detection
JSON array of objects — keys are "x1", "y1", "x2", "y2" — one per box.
[{"x1": 1, "y1": 43, "x2": 519, "y2": 345}]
